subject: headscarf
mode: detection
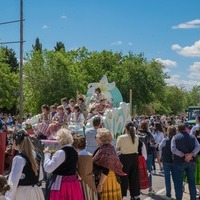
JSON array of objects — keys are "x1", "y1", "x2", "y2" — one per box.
[{"x1": 93, "y1": 143, "x2": 126, "y2": 176}]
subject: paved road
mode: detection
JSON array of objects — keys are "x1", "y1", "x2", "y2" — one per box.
[{"x1": 124, "y1": 165, "x2": 193, "y2": 200}]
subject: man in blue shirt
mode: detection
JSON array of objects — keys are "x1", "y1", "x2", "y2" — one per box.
[
  {"x1": 171, "y1": 124, "x2": 200, "y2": 200},
  {"x1": 85, "y1": 116, "x2": 101, "y2": 154}
]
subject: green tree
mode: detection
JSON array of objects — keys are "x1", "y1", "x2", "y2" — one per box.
[
  {"x1": 1, "y1": 46, "x2": 19, "y2": 72},
  {"x1": 32, "y1": 37, "x2": 42, "y2": 52},
  {"x1": 118, "y1": 53, "x2": 167, "y2": 113},
  {"x1": 54, "y1": 42, "x2": 66, "y2": 51},
  {"x1": 162, "y1": 86, "x2": 187, "y2": 115},
  {"x1": 188, "y1": 85, "x2": 200, "y2": 106},
  {"x1": 0, "y1": 49, "x2": 19, "y2": 110}
]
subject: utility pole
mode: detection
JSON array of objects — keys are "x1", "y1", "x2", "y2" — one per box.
[
  {"x1": 19, "y1": 0, "x2": 24, "y2": 122},
  {"x1": 0, "y1": 0, "x2": 25, "y2": 122}
]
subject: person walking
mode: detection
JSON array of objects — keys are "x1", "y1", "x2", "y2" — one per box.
[
  {"x1": 116, "y1": 121, "x2": 140, "y2": 200},
  {"x1": 171, "y1": 124, "x2": 200, "y2": 200},
  {"x1": 159, "y1": 126, "x2": 176, "y2": 199},
  {"x1": 137, "y1": 120, "x2": 155, "y2": 194}
]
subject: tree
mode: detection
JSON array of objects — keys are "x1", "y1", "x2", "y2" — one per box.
[
  {"x1": 162, "y1": 86, "x2": 187, "y2": 115},
  {"x1": 32, "y1": 37, "x2": 42, "y2": 52},
  {"x1": 0, "y1": 49, "x2": 19, "y2": 110},
  {"x1": 118, "y1": 53, "x2": 167, "y2": 114},
  {"x1": 54, "y1": 42, "x2": 65, "y2": 51},
  {"x1": 0, "y1": 46, "x2": 19, "y2": 72},
  {"x1": 188, "y1": 85, "x2": 200, "y2": 106}
]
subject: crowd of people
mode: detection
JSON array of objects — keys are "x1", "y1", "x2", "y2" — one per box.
[{"x1": 1, "y1": 89, "x2": 200, "y2": 200}]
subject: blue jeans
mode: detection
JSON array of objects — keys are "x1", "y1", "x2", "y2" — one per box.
[
  {"x1": 163, "y1": 162, "x2": 175, "y2": 198},
  {"x1": 146, "y1": 155, "x2": 153, "y2": 187},
  {"x1": 174, "y1": 162, "x2": 196, "y2": 200}
]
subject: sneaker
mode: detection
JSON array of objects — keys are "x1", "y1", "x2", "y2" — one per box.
[{"x1": 148, "y1": 189, "x2": 156, "y2": 195}]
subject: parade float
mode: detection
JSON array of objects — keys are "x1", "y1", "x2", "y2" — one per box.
[{"x1": 21, "y1": 75, "x2": 131, "y2": 149}]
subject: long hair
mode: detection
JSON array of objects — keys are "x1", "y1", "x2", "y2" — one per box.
[
  {"x1": 14, "y1": 130, "x2": 38, "y2": 176},
  {"x1": 125, "y1": 121, "x2": 135, "y2": 144}
]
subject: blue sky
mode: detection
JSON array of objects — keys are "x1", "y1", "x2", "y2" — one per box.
[{"x1": 1, "y1": 0, "x2": 200, "y2": 90}]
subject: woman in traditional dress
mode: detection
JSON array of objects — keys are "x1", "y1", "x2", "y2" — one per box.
[
  {"x1": 5, "y1": 129, "x2": 44, "y2": 200},
  {"x1": 116, "y1": 121, "x2": 140, "y2": 200},
  {"x1": 93, "y1": 128, "x2": 125, "y2": 200},
  {"x1": 137, "y1": 138, "x2": 149, "y2": 190},
  {"x1": 73, "y1": 134, "x2": 98, "y2": 200},
  {"x1": 43, "y1": 128, "x2": 84, "y2": 200}
]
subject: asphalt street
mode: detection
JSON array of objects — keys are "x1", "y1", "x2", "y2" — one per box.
[{"x1": 124, "y1": 165, "x2": 193, "y2": 200}]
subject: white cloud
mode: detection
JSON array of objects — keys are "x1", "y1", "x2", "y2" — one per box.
[
  {"x1": 42, "y1": 25, "x2": 48, "y2": 29},
  {"x1": 61, "y1": 15, "x2": 67, "y2": 19},
  {"x1": 165, "y1": 74, "x2": 200, "y2": 90},
  {"x1": 128, "y1": 42, "x2": 133, "y2": 46},
  {"x1": 171, "y1": 40, "x2": 200, "y2": 57},
  {"x1": 172, "y1": 19, "x2": 200, "y2": 29},
  {"x1": 163, "y1": 68, "x2": 171, "y2": 73},
  {"x1": 188, "y1": 62, "x2": 200, "y2": 80},
  {"x1": 156, "y1": 58, "x2": 177, "y2": 67},
  {"x1": 111, "y1": 41, "x2": 122, "y2": 46}
]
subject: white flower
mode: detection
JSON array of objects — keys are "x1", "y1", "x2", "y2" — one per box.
[{"x1": 87, "y1": 75, "x2": 115, "y2": 104}]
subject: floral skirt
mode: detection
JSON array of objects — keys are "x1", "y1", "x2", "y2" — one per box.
[
  {"x1": 50, "y1": 175, "x2": 84, "y2": 200},
  {"x1": 100, "y1": 171, "x2": 122, "y2": 200}
]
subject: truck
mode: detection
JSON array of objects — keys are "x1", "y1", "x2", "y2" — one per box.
[{"x1": 187, "y1": 106, "x2": 200, "y2": 126}]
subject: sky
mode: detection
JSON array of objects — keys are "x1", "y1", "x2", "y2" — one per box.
[{"x1": 0, "y1": 0, "x2": 200, "y2": 90}]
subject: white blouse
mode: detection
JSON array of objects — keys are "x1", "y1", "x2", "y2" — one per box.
[
  {"x1": 43, "y1": 144, "x2": 72, "y2": 173},
  {"x1": 5, "y1": 152, "x2": 43, "y2": 200}
]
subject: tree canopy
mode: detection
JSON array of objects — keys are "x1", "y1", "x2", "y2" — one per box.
[{"x1": 1, "y1": 43, "x2": 200, "y2": 116}]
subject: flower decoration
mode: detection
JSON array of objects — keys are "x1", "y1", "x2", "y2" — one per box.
[
  {"x1": 102, "y1": 103, "x2": 131, "y2": 139},
  {"x1": 87, "y1": 75, "x2": 116, "y2": 105},
  {"x1": 24, "y1": 122, "x2": 32, "y2": 130}
]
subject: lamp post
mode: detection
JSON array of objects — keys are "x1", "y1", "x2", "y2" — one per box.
[{"x1": 19, "y1": 0, "x2": 24, "y2": 122}]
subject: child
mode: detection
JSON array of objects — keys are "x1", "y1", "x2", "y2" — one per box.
[{"x1": 0, "y1": 175, "x2": 11, "y2": 200}]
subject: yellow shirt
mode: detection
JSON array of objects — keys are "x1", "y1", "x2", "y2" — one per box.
[{"x1": 116, "y1": 134, "x2": 139, "y2": 154}]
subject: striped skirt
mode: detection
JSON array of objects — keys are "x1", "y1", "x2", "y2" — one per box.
[
  {"x1": 80, "y1": 180, "x2": 98, "y2": 200},
  {"x1": 100, "y1": 171, "x2": 122, "y2": 200}
]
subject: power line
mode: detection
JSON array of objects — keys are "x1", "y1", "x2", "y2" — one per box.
[
  {"x1": 0, "y1": 41, "x2": 25, "y2": 45},
  {"x1": 0, "y1": 19, "x2": 25, "y2": 25}
]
